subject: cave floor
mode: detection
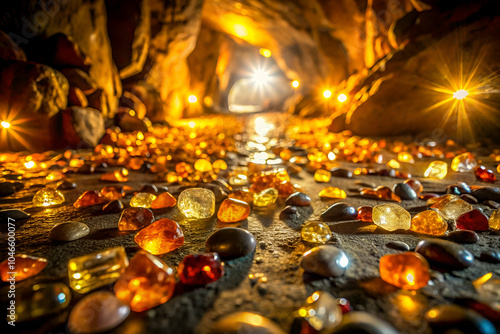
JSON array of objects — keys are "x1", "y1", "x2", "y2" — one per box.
[{"x1": 1, "y1": 116, "x2": 499, "y2": 334}]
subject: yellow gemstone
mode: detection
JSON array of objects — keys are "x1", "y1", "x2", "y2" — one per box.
[
  {"x1": 431, "y1": 196, "x2": 473, "y2": 221},
  {"x1": 213, "y1": 159, "x2": 228, "y2": 170},
  {"x1": 301, "y1": 222, "x2": 332, "y2": 243},
  {"x1": 166, "y1": 172, "x2": 180, "y2": 183},
  {"x1": 397, "y1": 152, "x2": 415, "y2": 163},
  {"x1": 178, "y1": 188, "x2": 215, "y2": 219},
  {"x1": 15, "y1": 282, "x2": 71, "y2": 322},
  {"x1": 229, "y1": 174, "x2": 248, "y2": 186},
  {"x1": 68, "y1": 246, "x2": 129, "y2": 293},
  {"x1": 228, "y1": 188, "x2": 254, "y2": 204},
  {"x1": 314, "y1": 169, "x2": 331, "y2": 182},
  {"x1": 424, "y1": 161, "x2": 448, "y2": 179},
  {"x1": 451, "y1": 152, "x2": 477, "y2": 172},
  {"x1": 130, "y1": 193, "x2": 157, "y2": 208},
  {"x1": 194, "y1": 159, "x2": 212, "y2": 172},
  {"x1": 319, "y1": 187, "x2": 346, "y2": 199},
  {"x1": 32, "y1": 187, "x2": 65, "y2": 207},
  {"x1": 472, "y1": 273, "x2": 500, "y2": 310},
  {"x1": 253, "y1": 188, "x2": 279, "y2": 207},
  {"x1": 387, "y1": 159, "x2": 401, "y2": 169},
  {"x1": 46, "y1": 171, "x2": 65, "y2": 181},
  {"x1": 372, "y1": 203, "x2": 411, "y2": 231},
  {"x1": 410, "y1": 210, "x2": 447, "y2": 235},
  {"x1": 489, "y1": 209, "x2": 500, "y2": 230}
]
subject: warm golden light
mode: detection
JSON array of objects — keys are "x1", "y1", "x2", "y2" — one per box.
[
  {"x1": 259, "y1": 48, "x2": 271, "y2": 58},
  {"x1": 1, "y1": 121, "x2": 10, "y2": 129},
  {"x1": 337, "y1": 93, "x2": 347, "y2": 102},
  {"x1": 188, "y1": 95, "x2": 198, "y2": 103},
  {"x1": 24, "y1": 161, "x2": 35, "y2": 169},
  {"x1": 453, "y1": 89, "x2": 468, "y2": 100},
  {"x1": 323, "y1": 90, "x2": 332, "y2": 99},
  {"x1": 291, "y1": 80, "x2": 299, "y2": 88},
  {"x1": 233, "y1": 24, "x2": 248, "y2": 38}
]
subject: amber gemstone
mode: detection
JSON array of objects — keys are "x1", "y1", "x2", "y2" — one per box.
[
  {"x1": 490, "y1": 209, "x2": 500, "y2": 230},
  {"x1": 455, "y1": 209, "x2": 489, "y2": 231},
  {"x1": 134, "y1": 218, "x2": 184, "y2": 255},
  {"x1": 404, "y1": 179, "x2": 423, "y2": 196},
  {"x1": 130, "y1": 192, "x2": 157, "y2": 208},
  {"x1": 424, "y1": 161, "x2": 448, "y2": 179},
  {"x1": 100, "y1": 169, "x2": 129, "y2": 182},
  {"x1": 32, "y1": 187, "x2": 65, "y2": 207},
  {"x1": 375, "y1": 186, "x2": 401, "y2": 202},
  {"x1": 194, "y1": 159, "x2": 213, "y2": 172},
  {"x1": 314, "y1": 169, "x2": 331, "y2": 182},
  {"x1": 101, "y1": 186, "x2": 125, "y2": 200},
  {"x1": 73, "y1": 190, "x2": 108, "y2": 208},
  {"x1": 277, "y1": 180, "x2": 296, "y2": 198},
  {"x1": 474, "y1": 166, "x2": 497, "y2": 183},
  {"x1": 118, "y1": 208, "x2": 154, "y2": 231},
  {"x1": 178, "y1": 253, "x2": 224, "y2": 285},
  {"x1": 357, "y1": 206, "x2": 373, "y2": 222},
  {"x1": 150, "y1": 192, "x2": 177, "y2": 209},
  {"x1": 217, "y1": 198, "x2": 251, "y2": 223},
  {"x1": 253, "y1": 188, "x2": 279, "y2": 207},
  {"x1": 228, "y1": 188, "x2": 254, "y2": 204},
  {"x1": 319, "y1": 187, "x2": 347, "y2": 199},
  {"x1": 0, "y1": 254, "x2": 47, "y2": 282},
  {"x1": 410, "y1": 210, "x2": 447, "y2": 235},
  {"x1": 431, "y1": 196, "x2": 473, "y2": 221},
  {"x1": 114, "y1": 250, "x2": 175, "y2": 312},
  {"x1": 379, "y1": 252, "x2": 430, "y2": 290},
  {"x1": 178, "y1": 188, "x2": 216, "y2": 219}
]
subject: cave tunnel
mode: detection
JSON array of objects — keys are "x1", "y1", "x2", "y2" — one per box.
[{"x1": 0, "y1": 1, "x2": 500, "y2": 333}]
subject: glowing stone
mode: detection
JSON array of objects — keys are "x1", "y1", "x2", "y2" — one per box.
[
  {"x1": 337, "y1": 93, "x2": 347, "y2": 102},
  {"x1": 228, "y1": 188, "x2": 254, "y2": 204},
  {"x1": 314, "y1": 169, "x2": 331, "y2": 182},
  {"x1": 410, "y1": 210, "x2": 447, "y2": 235},
  {"x1": 178, "y1": 253, "x2": 224, "y2": 285},
  {"x1": 424, "y1": 161, "x2": 448, "y2": 179},
  {"x1": 398, "y1": 152, "x2": 415, "y2": 163},
  {"x1": 134, "y1": 218, "x2": 184, "y2": 255},
  {"x1": 474, "y1": 166, "x2": 497, "y2": 183},
  {"x1": 253, "y1": 188, "x2": 279, "y2": 207},
  {"x1": 118, "y1": 208, "x2": 154, "y2": 231},
  {"x1": 489, "y1": 209, "x2": 500, "y2": 230},
  {"x1": 73, "y1": 190, "x2": 108, "y2": 208},
  {"x1": 1, "y1": 254, "x2": 47, "y2": 282},
  {"x1": 456, "y1": 209, "x2": 489, "y2": 231},
  {"x1": 194, "y1": 158, "x2": 212, "y2": 172},
  {"x1": 301, "y1": 222, "x2": 332, "y2": 244},
  {"x1": 357, "y1": 206, "x2": 373, "y2": 222},
  {"x1": 379, "y1": 252, "x2": 430, "y2": 290},
  {"x1": 451, "y1": 152, "x2": 477, "y2": 172},
  {"x1": 178, "y1": 188, "x2": 215, "y2": 219},
  {"x1": 32, "y1": 187, "x2": 65, "y2": 207},
  {"x1": 212, "y1": 159, "x2": 228, "y2": 170},
  {"x1": 431, "y1": 196, "x2": 473, "y2": 221},
  {"x1": 101, "y1": 186, "x2": 125, "y2": 200},
  {"x1": 130, "y1": 192, "x2": 157, "y2": 208},
  {"x1": 68, "y1": 246, "x2": 128, "y2": 293},
  {"x1": 100, "y1": 169, "x2": 129, "y2": 182},
  {"x1": 294, "y1": 291, "x2": 342, "y2": 331},
  {"x1": 323, "y1": 89, "x2": 332, "y2": 98},
  {"x1": 319, "y1": 186, "x2": 347, "y2": 199},
  {"x1": 372, "y1": 204, "x2": 411, "y2": 231},
  {"x1": 217, "y1": 198, "x2": 251, "y2": 223},
  {"x1": 151, "y1": 192, "x2": 177, "y2": 209},
  {"x1": 291, "y1": 80, "x2": 300, "y2": 88},
  {"x1": 114, "y1": 250, "x2": 175, "y2": 312},
  {"x1": 473, "y1": 273, "x2": 500, "y2": 311},
  {"x1": 15, "y1": 282, "x2": 71, "y2": 322}
]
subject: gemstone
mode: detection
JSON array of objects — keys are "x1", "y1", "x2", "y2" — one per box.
[
  {"x1": 68, "y1": 246, "x2": 129, "y2": 293},
  {"x1": 253, "y1": 188, "x2": 279, "y2": 207},
  {"x1": 372, "y1": 204, "x2": 411, "y2": 231},
  {"x1": 102, "y1": 200, "x2": 124, "y2": 213},
  {"x1": 386, "y1": 241, "x2": 410, "y2": 251},
  {"x1": 448, "y1": 230, "x2": 479, "y2": 244},
  {"x1": 473, "y1": 273, "x2": 500, "y2": 312},
  {"x1": 58, "y1": 180, "x2": 77, "y2": 190},
  {"x1": 100, "y1": 169, "x2": 129, "y2": 182},
  {"x1": 32, "y1": 187, "x2": 65, "y2": 207},
  {"x1": 277, "y1": 180, "x2": 297, "y2": 198},
  {"x1": 101, "y1": 186, "x2": 125, "y2": 200},
  {"x1": 489, "y1": 209, "x2": 500, "y2": 230},
  {"x1": 451, "y1": 152, "x2": 477, "y2": 172},
  {"x1": 0, "y1": 254, "x2": 47, "y2": 282},
  {"x1": 319, "y1": 186, "x2": 347, "y2": 199},
  {"x1": 217, "y1": 198, "x2": 251, "y2": 223},
  {"x1": 134, "y1": 218, "x2": 184, "y2": 255},
  {"x1": 404, "y1": 179, "x2": 423, "y2": 195},
  {"x1": 285, "y1": 192, "x2": 311, "y2": 206},
  {"x1": 118, "y1": 207, "x2": 154, "y2": 231},
  {"x1": 398, "y1": 152, "x2": 415, "y2": 163},
  {"x1": 314, "y1": 169, "x2": 331, "y2": 182},
  {"x1": 209, "y1": 312, "x2": 286, "y2": 334},
  {"x1": 194, "y1": 158, "x2": 213, "y2": 172},
  {"x1": 426, "y1": 304, "x2": 496, "y2": 334},
  {"x1": 178, "y1": 188, "x2": 216, "y2": 219},
  {"x1": 410, "y1": 210, "x2": 447, "y2": 235},
  {"x1": 301, "y1": 222, "x2": 332, "y2": 243},
  {"x1": 332, "y1": 312, "x2": 399, "y2": 334},
  {"x1": 49, "y1": 221, "x2": 90, "y2": 241},
  {"x1": 321, "y1": 202, "x2": 357, "y2": 221},
  {"x1": 67, "y1": 291, "x2": 130, "y2": 334},
  {"x1": 114, "y1": 250, "x2": 175, "y2": 312},
  {"x1": 479, "y1": 251, "x2": 500, "y2": 263},
  {"x1": 73, "y1": 190, "x2": 108, "y2": 208},
  {"x1": 415, "y1": 239, "x2": 474, "y2": 270},
  {"x1": 130, "y1": 192, "x2": 157, "y2": 208},
  {"x1": 337, "y1": 298, "x2": 352, "y2": 314},
  {"x1": 379, "y1": 252, "x2": 430, "y2": 290},
  {"x1": 279, "y1": 205, "x2": 298, "y2": 220},
  {"x1": 300, "y1": 245, "x2": 348, "y2": 277},
  {"x1": 205, "y1": 227, "x2": 256, "y2": 259},
  {"x1": 424, "y1": 161, "x2": 448, "y2": 179},
  {"x1": 213, "y1": 159, "x2": 228, "y2": 170},
  {"x1": 46, "y1": 170, "x2": 64, "y2": 181},
  {"x1": 375, "y1": 186, "x2": 402, "y2": 202},
  {"x1": 0, "y1": 209, "x2": 30, "y2": 223},
  {"x1": 461, "y1": 194, "x2": 479, "y2": 204},
  {"x1": 228, "y1": 188, "x2": 254, "y2": 204},
  {"x1": 357, "y1": 206, "x2": 373, "y2": 222},
  {"x1": 393, "y1": 183, "x2": 417, "y2": 200},
  {"x1": 293, "y1": 291, "x2": 342, "y2": 331},
  {"x1": 151, "y1": 192, "x2": 177, "y2": 209},
  {"x1": 14, "y1": 282, "x2": 71, "y2": 322},
  {"x1": 456, "y1": 209, "x2": 489, "y2": 231},
  {"x1": 229, "y1": 174, "x2": 248, "y2": 186},
  {"x1": 474, "y1": 166, "x2": 497, "y2": 183},
  {"x1": 178, "y1": 252, "x2": 224, "y2": 285},
  {"x1": 431, "y1": 196, "x2": 473, "y2": 221}
]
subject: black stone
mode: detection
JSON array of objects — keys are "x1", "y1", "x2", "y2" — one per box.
[
  {"x1": 0, "y1": 209, "x2": 31, "y2": 223},
  {"x1": 58, "y1": 180, "x2": 77, "y2": 190},
  {"x1": 328, "y1": 312, "x2": 399, "y2": 334},
  {"x1": 321, "y1": 202, "x2": 357, "y2": 221},
  {"x1": 448, "y1": 230, "x2": 479, "y2": 244},
  {"x1": 425, "y1": 304, "x2": 496, "y2": 334},
  {"x1": 102, "y1": 200, "x2": 124, "y2": 214},
  {"x1": 0, "y1": 182, "x2": 15, "y2": 197},
  {"x1": 386, "y1": 241, "x2": 410, "y2": 251},
  {"x1": 479, "y1": 250, "x2": 500, "y2": 263},
  {"x1": 415, "y1": 239, "x2": 474, "y2": 270},
  {"x1": 456, "y1": 182, "x2": 471, "y2": 194},
  {"x1": 139, "y1": 184, "x2": 158, "y2": 194},
  {"x1": 285, "y1": 192, "x2": 311, "y2": 206},
  {"x1": 77, "y1": 164, "x2": 95, "y2": 174},
  {"x1": 330, "y1": 168, "x2": 353, "y2": 178},
  {"x1": 279, "y1": 205, "x2": 298, "y2": 220},
  {"x1": 300, "y1": 245, "x2": 348, "y2": 277},
  {"x1": 483, "y1": 200, "x2": 500, "y2": 209},
  {"x1": 93, "y1": 162, "x2": 108, "y2": 173},
  {"x1": 205, "y1": 228, "x2": 256, "y2": 259},
  {"x1": 472, "y1": 187, "x2": 500, "y2": 203},
  {"x1": 446, "y1": 185, "x2": 461, "y2": 196},
  {"x1": 460, "y1": 194, "x2": 479, "y2": 204},
  {"x1": 393, "y1": 183, "x2": 417, "y2": 200}
]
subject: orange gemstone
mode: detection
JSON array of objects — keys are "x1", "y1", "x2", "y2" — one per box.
[
  {"x1": 118, "y1": 208, "x2": 154, "y2": 231},
  {"x1": 134, "y1": 218, "x2": 184, "y2": 255},
  {"x1": 357, "y1": 206, "x2": 373, "y2": 222},
  {"x1": 101, "y1": 186, "x2": 125, "y2": 200},
  {"x1": 474, "y1": 166, "x2": 497, "y2": 183},
  {"x1": 151, "y1": 192, "x2": 177, "y2": 209},
  {"x1": 379, "y1": 252, "x2": 430, "y2": 290},
  {"x1": 1, "y1": 254, "x2": 47, "y2": 282},
  {"x1": 319, "y1": 187, "x2": 347, "y2": 199},
  {"x1": 217, "y1": 198, "x2": 251, "y2": 223},
  {"x1": 410, "y1": 210, "x2": 447, "y2": 235},
  {"x1": 114, "y1": 250, "x2": 175, "y2": 312},
  {"x1": 228, "y1": 189, "x2": 254, "y2": 204},
  {"x1": 73, "y1": 191, "x2": 108, "y2": 208},
  {"x1": 277, "y1": 180, "x2": 296, "y2": 198},
  {"x1": 375, "y1": 186, "x2": 401, "y2": 202},
  {"x1": 100, "y1": 169, "x2": 129, "y2": 182}
]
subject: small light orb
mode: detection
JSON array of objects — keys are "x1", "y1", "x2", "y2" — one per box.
[
  {"x1": 233, "y1": 24, "x2": 248, "y2": 38},
  {"x1": 453, "y1": 89, "x2": 468, "y2": 100},
  {"x1": 259, "y1": 48, "x2": 271, "y2": 58},
  {"x1": 1, "y1": 121, "x2": 10, "y2": 129},
  {"x1": 188, "y1": 95, "x2": 197, "y2": 103},
  {"x1": 291, "y1": 80, "x2": 299, "y2": 88},
  {"x1": 337, "y1": 93, "x2": 347, "y2": 102},
  {"x1": 323, "y1": 90, "x2": 332, "y2": 99}
]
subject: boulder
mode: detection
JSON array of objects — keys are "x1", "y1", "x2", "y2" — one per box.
[{"x1": 61, "y1": 107, "x2": 105, "y2": 148}]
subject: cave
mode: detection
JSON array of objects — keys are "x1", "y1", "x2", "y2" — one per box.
[{"x1": 0, "y1": 0, "x2": 499, "y2": 333}]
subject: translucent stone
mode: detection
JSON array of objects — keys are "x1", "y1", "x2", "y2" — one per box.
[
  {"x1": 294, "y1": 291, "x2": 342, "y2": 331},
  {"x1": 277, "y1": 180, "x2": 296, "y2": 198},
  {"x1": 424, "y1": 161, "x2": 448, "y2": 179},
  {"x1": 229, "y1": 174, "x2": 248, "y2": 186},
  {"x1": 118, "y1": 208, "x2": 154, "y2": 231},
  {"x1": 0, "y1": 254, "x2": 47, "y2": 282},
  {"x1": 177, "y1": 188, "x2": 215, "y2": 219},
  {"x1": 212, "y1": 159, "x2": 228, "y2": 170},
  {"x1": 456, "y1": 209, "x2": 489, "y2": 231},
  {"x1": 73, "y1": 190, "x2": 108, "y2": 208},
  {"x1": 100, "y1": 169, "x2": 129, "y2": 182},
  {"x1": 114, "y1": 250, "x2": 175, "y2": 312},
  {"x1": 194, "y1": 158, "x2": 213, "y2": 172},
  {"x1": 410, "y1": 210, "x2": 447, "y2": 235},
  {"x1": 319, "y1": 186, "x2": 347, "y2": 199},
  {"x1": 68, "y1": 246, "x2": 129, "y2": 293},
  {"x1": 314, "y1": 169, "x2": 331, "y2": 182},
  {"x1": 217, "y1": 198, "x2": 251, "y2": 223},
  {"x1": 32, "y1": 187, "x2": 65, "y2": 207},
  {"x1": 474, "y1": 166, "x2": 497, "y2": 183},
  {"x1": 178, "y1": 252, "x2": 224, "y2": 285},
  {"x1": 397, "y1": 152, "x2": 415, "y2": 163},
  {"x1": 130, "y1": 192, "x2": 157, "y2": 208},
  {"x1": 473, "y1": 273, "x2": 500, "y2": 311},
  {"x1": 451, "y1": 152, "x2": 477, "y2": 172},
  {"x1": 228, "y1": 188, "x2": 254, "y2": 204},
  {"x1": 134, "y1": 218, "x2": 184, "y2": 255},
  {"x1": 46, "y1": 170, "x2": 65, "y2": 181},
  {"x1": 431, "y1": 196, "x2": 473, "y2": 221},
  {"x1": 253, "y1": 188, "x2": 279, "y2": 207},
  {"x1": 379, "y1": 252, "x2": 430, "y2": 290},
  {"x1": 489, "y1": 209, "x2": 500, "y2": 230},
  {"x1": 151, "y1": 192, "x2": 177, "y2": 209},
  {"x1": 372, "y1": 203, "x2": 411, "y2": 231},
  {"x1": 357, "y1": 206, "x2": 373, "y2": 222},
  {"x1": 301, "y1": 222, "x2": 332, "y2": 244},
  {"x1": 101, "y1": 186, "x2": 125, "y2": 200},
  {"x1": 15, "y1": 282, "x2": 71, "y2": 322}
]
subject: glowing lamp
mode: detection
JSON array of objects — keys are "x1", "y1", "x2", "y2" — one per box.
[
  {"x1": 453, "y1": 89, "x2": 468, "y2": 100},
  {"x1": 323, "y1": 90, "x2": 332, "y2": 99},
  {"x1": 259, "y1": 48, "x2": 271, "y2": 58},
  {"x1": 337, "y1": 93, "x2": 347, "y2": 103},
  {"x1": 188, "y1": 95, "x2": 198, "y2": 103},
  {"x1": 252, "y1": 69, "x2": 270, "y2": 86},
  {"x1": 1, "y1": 121, "x2": 10, "y2": 129},
  {"x1": 291, "y1": 80, "x2": 299, "y2": 88}
]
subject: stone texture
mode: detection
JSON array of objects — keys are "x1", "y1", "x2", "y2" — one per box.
[
  {"x1": 61, "y1": 107, "x2": 105, "y2": 149},
  {"x1": 415, "y1": 239, "x2": 474, "y2": 270},
  {"x1": 300, "y1": 245, "x2": 348, "y2": 277},
  {"x1": 0, "y1": 30, "x2": 26, "y2": 61},
  {"x1": 49, "y1": 221, "x2": 90, "y2": 241},
  {"x1": 205, "y1": 227, "x2": 256, "y2": 259}
]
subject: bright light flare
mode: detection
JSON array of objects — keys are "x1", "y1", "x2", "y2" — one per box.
[
  {"x1": 1, "y1": 121, "x2": 10, "y2": 129},
  {"x1": 337, "y1": 93, "x2": 347, "y2": 102},
  {"x1": 252, "y1": 69, "x2": 270, "y2": 86},
  {"x1": 323, "y1": 90, "x2": 332, "y2": 99},
  {"x1": 254, "y1": 116, "x2": 274, "y2": 137},
  {"x1": 188, "y1": 95, "x2": 198, "y2": 103},
  {"x1": 453, "y1": 89, "x2": 468, "y2": 100},
  {"x1": 233, "y1": 24, "x2": 248, "y2": 38},
  {"x1": 291, "y1": 80, "x2": 299, "y2": 88},
  {"x1": 259, "y1": 48, "x2": 271, "y2": 58}
]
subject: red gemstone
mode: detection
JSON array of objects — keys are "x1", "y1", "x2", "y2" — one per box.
[
  {"x1": 337, "y1": 298, "x2": 352, "y2": 314},
  {"x1": 456, "y1": 209, "x2": 489, "y2": 231},
  {"x1": 178, "y1": 253, "x2": 224, "y2": 285},
  {"x1": 474, "y1": 166, "x2": 497, "y2": 183}
]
